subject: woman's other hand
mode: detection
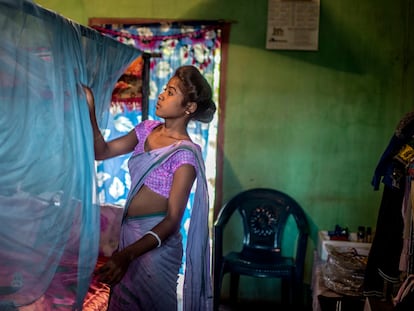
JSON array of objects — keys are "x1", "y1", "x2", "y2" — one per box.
[{"x1": 95, "y1": 250, "x2": 132, "y2": 286}]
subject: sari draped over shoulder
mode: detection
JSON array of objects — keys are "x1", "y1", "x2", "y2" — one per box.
[{"x1": 109, "y1": 140, "x2": 212, "y2": 311}]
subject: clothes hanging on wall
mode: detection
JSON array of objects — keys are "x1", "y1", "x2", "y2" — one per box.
[
  {"x1": 364, "y1": 111, "x2": 414, "y2": 299},
  {"x1": 0, "y1": 0, "x2": 140, "y2": 309}
]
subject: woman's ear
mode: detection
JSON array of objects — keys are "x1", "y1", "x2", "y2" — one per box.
[{"x1": 187, "y1": 102, "x2": 197, "y2": 114}]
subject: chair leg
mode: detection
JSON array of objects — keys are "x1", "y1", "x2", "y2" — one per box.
[
  {"x1": 293, "y1": 280, "x2": 304, "y2": 307},
  {"x1": 281, "y1": 279, "x2": 292, "y2": 305},
  {"x1": 213, "y1": 269, "x2": 224, "y2": 311},
  {"x1": 229, "y1": 273, "x2": 240, "y2": 305},
  {"x1": 213, "y1": 282, "x2": 220, "y2": 311}
]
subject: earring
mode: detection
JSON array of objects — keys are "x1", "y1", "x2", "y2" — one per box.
[{"x1": 185, "y1": 111, "x2": 191, "y2": 115}]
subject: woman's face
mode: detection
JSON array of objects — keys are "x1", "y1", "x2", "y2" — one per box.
[{"x1": 156, "y1": 77, "x2": 187, "y2": 119}]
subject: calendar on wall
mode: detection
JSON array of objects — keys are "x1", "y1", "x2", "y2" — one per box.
[{"x1": 266, "y1": 0, "x2": 320, "y2": 51}]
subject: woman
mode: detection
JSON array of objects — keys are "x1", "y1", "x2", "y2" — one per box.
[{"x1": 83, "y1": 65, "x2": 216, "y2": 310}]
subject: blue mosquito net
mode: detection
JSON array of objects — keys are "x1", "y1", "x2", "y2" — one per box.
[{"x1": 0, "y1": 0, "x2": 141, "y2": 309}]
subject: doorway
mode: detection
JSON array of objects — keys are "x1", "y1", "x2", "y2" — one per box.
[{"x1": 88, "y1": 17, "x2": 230, "y2": 223}]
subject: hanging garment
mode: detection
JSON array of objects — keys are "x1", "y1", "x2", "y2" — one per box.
[
  {"x1": 364, "y1": 111, "x2": 414, "y2": 299},
  {"x1": 394, "y1": 274, "x2": 414, "y2": 310},
  {"x1": 0, "y1": 0, "x2": 140, "y2": 309}
]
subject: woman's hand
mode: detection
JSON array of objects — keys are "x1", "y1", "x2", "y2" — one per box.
[{"x1": 95, "y1": 250, "x2": 132, "y2": 286}]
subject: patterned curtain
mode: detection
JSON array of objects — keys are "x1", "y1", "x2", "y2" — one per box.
[
  {"x1": 92, "y1": 21, "x2": 221, "y2": 270},
  {"x1": 94, "y1": 55, "x2": 145, "y2": 207}
]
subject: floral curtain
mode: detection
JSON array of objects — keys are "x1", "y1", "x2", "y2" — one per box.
[
  {"x1": 91, "y1": 22, "x2": 221, "y2": 268},
  {"x1": 94, "y1": 55, "x2": 145, "y2": 208}
]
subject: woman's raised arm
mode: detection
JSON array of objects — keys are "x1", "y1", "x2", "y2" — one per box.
[{"x1": 83, "y1": 86, "x2": 138, "y2": 160}]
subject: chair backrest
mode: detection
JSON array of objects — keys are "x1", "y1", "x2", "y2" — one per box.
[{"x1": 215, "y1": 188, "x2": 309, "y2": 263}]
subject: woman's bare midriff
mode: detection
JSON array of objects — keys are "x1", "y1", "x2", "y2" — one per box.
[{"x1": 126, "y1": 185, "x2": 168, "y2": 217}]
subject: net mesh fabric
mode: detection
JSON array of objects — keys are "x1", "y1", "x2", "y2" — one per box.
[{"x1": 0, "y1": 0, "x2": 140, "y2": 309}]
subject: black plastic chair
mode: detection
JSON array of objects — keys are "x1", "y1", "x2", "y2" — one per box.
[{"x1": 213, "y1": 188, "x2": 309, "y2": 310}]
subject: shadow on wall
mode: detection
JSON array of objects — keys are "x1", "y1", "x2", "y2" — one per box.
[{"x1": 220, "y1": 155, "x2": 243, "y2": 208}]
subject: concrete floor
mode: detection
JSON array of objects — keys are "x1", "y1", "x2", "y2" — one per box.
[{"x1": 218, "y1": 300, "x2": 312, "y2": 311}]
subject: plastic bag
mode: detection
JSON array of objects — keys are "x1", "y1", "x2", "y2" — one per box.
[{"x1": 322, "y1": 244, "x2": 368, "y2": 296}]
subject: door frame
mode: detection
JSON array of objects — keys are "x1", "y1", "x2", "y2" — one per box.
[{"x1": 88, "y1": 18, "x2": 232, "y2": 221}]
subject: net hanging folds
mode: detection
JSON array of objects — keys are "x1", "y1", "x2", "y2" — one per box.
[{"x1": 0, "y1": 0, "x2": 141, "y2": 309}]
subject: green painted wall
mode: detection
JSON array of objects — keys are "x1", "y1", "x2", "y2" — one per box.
[{"x1": 35, "y1": 0, "x2": 414, "y2": 302}]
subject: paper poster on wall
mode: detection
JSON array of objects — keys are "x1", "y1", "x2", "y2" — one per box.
[{"x1": 266, "y1": 0, "x2": 320, "y2": 51}]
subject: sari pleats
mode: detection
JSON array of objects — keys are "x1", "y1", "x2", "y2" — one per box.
[{"x1": 108, "y1": 216, "x2": 182, "y2": 311}]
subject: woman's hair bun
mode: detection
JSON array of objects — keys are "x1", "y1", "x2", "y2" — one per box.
[
  {"x1": 194, "y1": 99, "x2": 216, "y2": 123},
  {"x1": 174, "y1": 65, "x2": 216, "y2": 123}
]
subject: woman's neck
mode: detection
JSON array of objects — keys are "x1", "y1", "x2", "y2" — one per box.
[{"x1": 158, "y1": 123, "x2": 189, "y2": 141}]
